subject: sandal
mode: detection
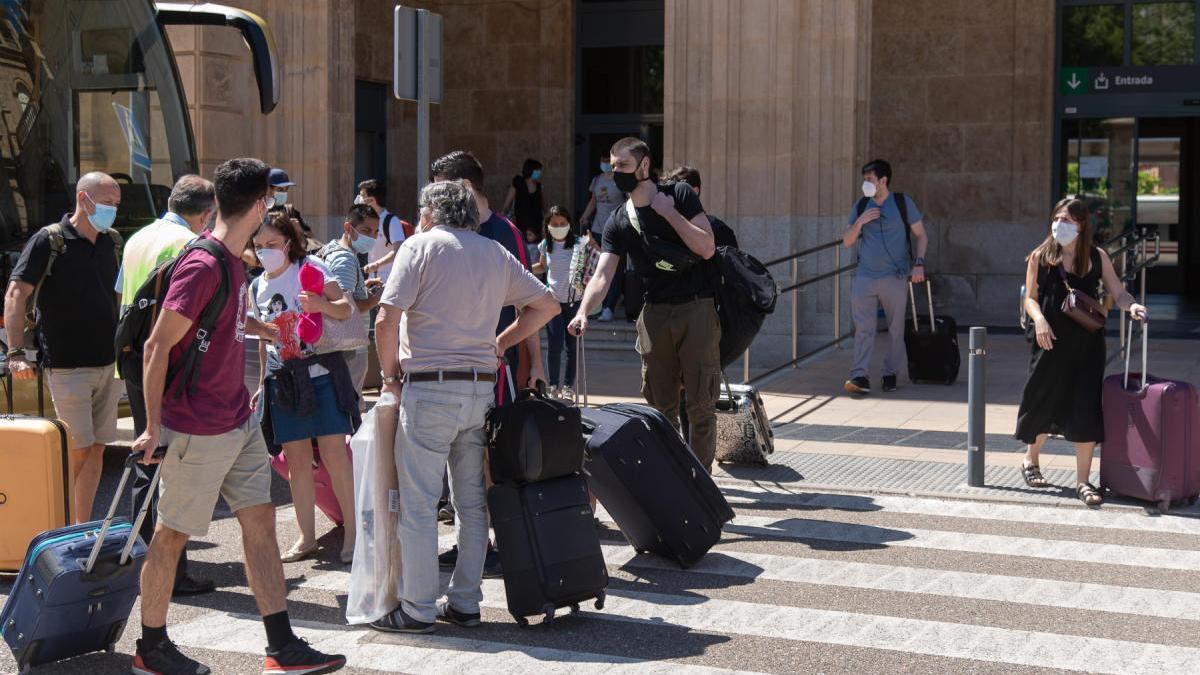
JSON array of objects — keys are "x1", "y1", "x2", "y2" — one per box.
[
  {"x1": 1021, "y1": 461, "x2": 1050, "y2": 488},
  {"x1": 1077, "y1": 482, "x2": 1104, "y2": 508},
  {"x1": 280, "y1": 541, "x2": 318, "y2": 563}
]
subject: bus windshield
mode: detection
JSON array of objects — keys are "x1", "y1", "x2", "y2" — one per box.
[{"x1": 0, "y1": 0, "x2": 196, "y2": 247}]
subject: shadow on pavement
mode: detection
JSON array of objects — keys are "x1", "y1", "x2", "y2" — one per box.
[{"x1": 724, "y1": 517, "x2": 915, "y2": 552}]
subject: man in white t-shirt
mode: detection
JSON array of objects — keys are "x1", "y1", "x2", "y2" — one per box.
[{"x1": 359, "y1": 178, "x2": 407, "y2": 283}]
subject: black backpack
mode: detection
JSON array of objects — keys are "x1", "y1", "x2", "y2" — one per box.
[
  {"x1": 114, "y1": 238, "x2": 231, "y2": 398},
  {"x1": 709, "y1": 246, "x2": 778, "y2": 368},
  {"x1": 854, "y1": 191, "x2": 912, "y2": 261}
]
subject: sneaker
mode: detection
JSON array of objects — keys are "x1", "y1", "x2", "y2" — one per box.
[
  {"x1": 598, "y1": 308, "x2": 614, "y2": 322},
  {"x1": 482, "y1": 543, "x2": 503, "y2": 579},
  {"x1": 437, "y1": 504, "x2": 455, "y2": 524},
  {"x1": 436, "y1": 600, "x2": 482, "y2": 627},
  {"x1": 437, "y1": 545, "x2": 458, "y2": 568},
  {"x1": 881, "y1": 375, "x2": 897, "y2": 393},
  {"x1": 843, "y1": 377, "x2": 871, "y2": 395},
  {"x1": 369, "y1": 606, "x2": 435, "y2": 634},
  {"x1": 132, "y1": 638, "x2": 211, "y2": 675},
  {"x1": 558, "y1": 386, "x2": 576, "y2": 404},
  {"x1": 263, "y1": 637, "x2": 346, "y2": 675}
]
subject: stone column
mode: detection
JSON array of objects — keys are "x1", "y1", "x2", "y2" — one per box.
[{"x1": 664, "y1": 0, "x2": 873, "y2": 367}]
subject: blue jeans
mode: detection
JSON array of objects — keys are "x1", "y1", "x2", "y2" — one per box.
[{"x1": 546, "y1": 302, "x2": 579, "y2": 387}]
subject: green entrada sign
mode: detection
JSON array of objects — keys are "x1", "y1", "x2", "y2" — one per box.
[{"x1": 1060, "y1": 66, "x2": 1200, "y2": 96}]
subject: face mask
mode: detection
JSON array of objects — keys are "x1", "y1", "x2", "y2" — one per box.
[
  {"x1": 256, "y1": 247, "x2": 288, "y2": 273},
  {"x1": 861, "y1": 180, "x2": 877, "y2": 198},
  {"x1": 600, "y1": 162, "x2": 612, "y2": 173},
  {"x1": 1051, "y1": 219, "x2": 1079, "y2": 247},
  {"x1": 85, "y1": 194, "x2": 117, "y2": 232},
  {"x1": 350, "y1": 231, "x2": 376, "y2": 254},
  {"x1": 613, "y1": 169, "x2": 641, "y2": 194},
  {"x1": 272, "y1": 192, "x2": 287, "y2": 207},
  {"x1": 353, "y1": 194, "x2": 364, "y2": 205},
  {"x1": 548, "y1": 225, "x2": 570, "y2": 240},
  {"x1": 530, "y1": 169, "x2": 542, "y2": 181}
]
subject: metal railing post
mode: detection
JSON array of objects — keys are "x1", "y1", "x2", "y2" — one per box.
[
  {"x1": 791, "y1": 257, "x2": 799, "y2": 365},
  {"x1": 1119, "y1": 246, "x2": 1128, "y2": 350},
  {"x1": 742, "y1": 349, "x2": 750, "y2": 384},
  {"x1": 833, "y1": 245, "x2": 842, "y2": 347},
  {"x1": 1139, "y1": 232, "x2": 1147, "y2": 306},
  {"x1": 967, "y1": 327, "x2": 987, "y2": 487}
]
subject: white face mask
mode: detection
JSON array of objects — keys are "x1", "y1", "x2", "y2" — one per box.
[
  {"x1": 548, "y1": 225, "x2": 570, "y2": 240},
  {"x1": 861, "y1": 180, "x2": 877, "y2": 198},
  {"x1": 1051, "y1": 219, "x2": 1079, "y2": 247},
  {"x1": 255, "y1": 247, "x2": 288, "y2": 273}
]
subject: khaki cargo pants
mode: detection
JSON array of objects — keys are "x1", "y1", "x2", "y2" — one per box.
[{"x1": 636, "y1": 297, "x2": 722, "y2": 471}]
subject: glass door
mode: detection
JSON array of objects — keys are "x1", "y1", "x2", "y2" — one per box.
[{"x1": 1060, "y1": 117, "x2": 1138, "y2": 245}]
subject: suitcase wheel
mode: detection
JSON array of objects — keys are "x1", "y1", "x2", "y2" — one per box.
[
  {"x1": 594, "y1": 591, "x2": 606, "y2": 611},
  {"x1": 106, "y1": 642, "x2": 117, "y2": 654},
  {"x1": 515, "y1": 615, "x2": 530, "y2": 628},
  {"x1": 542, "y1": 603, "x2": 556, "y2": 626},
  {"x1": 1187, "y1": 496, "x2": 1198, "y2": 507},
  {"x1": 1158, "y1": 499, "x2": 1171, "y2": 514},
  {"x1": 569, "y1": 603, "x2": 580, "y2": 615}
]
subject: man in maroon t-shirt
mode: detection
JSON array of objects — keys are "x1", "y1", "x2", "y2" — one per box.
[{"x1": 131, "y1": 158, "x2": 346, "y2": 675}]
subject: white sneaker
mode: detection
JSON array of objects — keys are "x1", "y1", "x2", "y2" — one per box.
[
  {"x1": 559, "y1": 386, "x2": 576, "y2": 404},
  {"x1": 599, "y1": 308, "x2": 614, "y2": 322}
]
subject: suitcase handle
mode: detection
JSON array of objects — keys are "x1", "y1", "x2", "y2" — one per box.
[
  {"x1": 83, "y1": 451, "x2": 164, "y2": 573},
  {"x1": 1122, "y1": 317, "x2": 1149, "y2": 393},
  {"x1": 908, "y1": 280, "x2": 935, "y2": 333},
  {"x1": 577, "y1": 335, "x2": 588, "y2": 408}
]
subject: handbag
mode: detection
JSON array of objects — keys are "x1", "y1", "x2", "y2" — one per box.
[
  {"x1": 314, "y1": 305, "x2": 370, "y2": 352},
  {"x1": 1056, "y1": 265, "x2": 1106, "y2": 332},
  {"x1": 568, "y1": 242, "x2": 599, "y2": 298}
]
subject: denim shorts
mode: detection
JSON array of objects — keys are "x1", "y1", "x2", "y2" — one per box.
[{"x1": 267, "y1": 374, "x2": 353, "y2": 444}]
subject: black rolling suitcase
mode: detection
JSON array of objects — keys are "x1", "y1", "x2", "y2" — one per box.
[
  {"x1": 487, "y1": 475, "x2": 607, "y2": 627},
  {"x1": 582, "y1": 403, "x2": 735, "y2": 567},
  {"x1": 1, "y1": 452, "x2": 161, "y2": 673},
  {"x1": 904, "y1": 280, "x2": 960, "y2": 385}
]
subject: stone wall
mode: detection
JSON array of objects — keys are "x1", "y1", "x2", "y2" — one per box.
[
  {"x1": 869, "y1": 0, "x2": 1057, "y2": 324},
  {"x1": 353, "y1": 0, "x2": 575, "y2": 222}
]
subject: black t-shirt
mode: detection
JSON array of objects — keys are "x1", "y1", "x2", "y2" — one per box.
[
  {"x1": 710, "y1": 215, "x2": 739, "y2": 249},
  {"x1": 12, "y1": 215, "x2": 120, "y2": 368},
  {"x1": 602, "y1": 182, "x2": 711, "y2": 303},
  {"x1": 510, "y1": 175, "x2": 544, "y2": 238}
]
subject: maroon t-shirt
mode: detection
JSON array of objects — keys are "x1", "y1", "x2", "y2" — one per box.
[{"x1": 160, "y1": 232, "x2": 251, "y2": 435}]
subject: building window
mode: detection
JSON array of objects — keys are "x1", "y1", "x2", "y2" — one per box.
[
  {"x1": 1062, "y1": 3, "x2": 1125, "y2": 67},
  {"x1": 580, "y1": 46, "x2": 664, "y2": 115},
  {"x1": 1132, "y1": 2, "x2": 1196, "y2": 66}
]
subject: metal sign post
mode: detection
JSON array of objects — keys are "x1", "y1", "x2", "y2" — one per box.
[
  {"x1": 394, "y1": 5, "x2": 443, "y2": 206},
  {"x1": 966, "y1": 327, "x2": 987, "y2": 487}
]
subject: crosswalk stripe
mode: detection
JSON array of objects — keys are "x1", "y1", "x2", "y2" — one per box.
[
  {"x1": 713, "y1": 482, "x2": 1200, "y2": 536},
  {"x1": 168, "y1": 610, "x2": 762, "y2": 674},
  {"x1": 593, "y1": 512, "x2": 1200, "y2": 571},
  {"x1": 302, "y1": 537, "x2": 1200, "y2": 623},
  {"x1": 475, "y1": 579, "x2": 1200, "y2": 675}
]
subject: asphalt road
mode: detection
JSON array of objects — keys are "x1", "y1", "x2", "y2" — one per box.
[{"x1": 3, "y1": 450, "x2": 1200, "y2": 674}]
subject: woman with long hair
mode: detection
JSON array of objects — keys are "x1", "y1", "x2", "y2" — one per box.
[{"x1": 1016, "y1": 197, "x2": 1148, "y2": 507}]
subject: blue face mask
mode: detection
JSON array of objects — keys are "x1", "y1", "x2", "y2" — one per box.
[
  {"x1": 350, "y1": 230, "x2": 376, "y2": 254},
  {"x1": 600, "y1": 162, "x2": 612, "y2": 173},
  {"x1": 530, "y1": 169, "x2": 542, "y2": 181},
  {"x1": 85, "y1": 194, "x2": 117, "y2": 232}
]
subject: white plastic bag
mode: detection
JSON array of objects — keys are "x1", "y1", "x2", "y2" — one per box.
[{"x1": 345, "y1": 391, "x2": 402, "y2": 624}]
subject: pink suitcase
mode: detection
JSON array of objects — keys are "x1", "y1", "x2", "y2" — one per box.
[
  {"x1": 1101, "y1": 321, "x2": 1200, "y2": 512},
  {"x1": 270, "y1": 439, "x2": 352, "y2": 526}
]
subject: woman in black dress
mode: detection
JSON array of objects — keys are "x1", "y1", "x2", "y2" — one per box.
[
  {"x1": 502, "y1": 158, "x2": 545, "y2": 242},
  {"x1": 1016, "y1": 197, "x2": 1147, "y2": 506}
]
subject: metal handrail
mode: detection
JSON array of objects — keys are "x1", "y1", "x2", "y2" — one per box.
[{"x1": 742, "y1": 238, "x2": 857, "y2": 384}]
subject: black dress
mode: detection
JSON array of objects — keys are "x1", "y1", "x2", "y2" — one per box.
[
  {"x1": 511, "y1": 175, "x2": 544, "y2": 240},
  {"x1": 1014, "y1": 247, "x2": 1107, "y2": 444}
]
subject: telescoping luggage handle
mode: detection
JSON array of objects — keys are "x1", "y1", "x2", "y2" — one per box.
[
  {"x1": 1122, "y1": 316, "x2": 1150, "y2": 393},
  {"x1": 908, "y1": 280, "x2": 936, "y2": 334},
  {"x1": 83, "y1": 451, "x2": 164, "y2": 574}
]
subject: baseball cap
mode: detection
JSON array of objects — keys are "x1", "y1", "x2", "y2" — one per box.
[{"x1": 268, "y1": 168, "x2": 295, "y2": 187}]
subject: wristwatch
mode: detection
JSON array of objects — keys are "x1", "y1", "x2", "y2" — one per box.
[
  {"x1": 913, "y1": 257, "x2": 926, "y2": 267},
  {"x1": 381, "y1": 373, "x2": 400, "y2": 385}
]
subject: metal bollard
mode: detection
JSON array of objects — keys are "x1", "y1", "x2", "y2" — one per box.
[{"x1": 966, "y1": 327, "x2": 986, "y2": 487}]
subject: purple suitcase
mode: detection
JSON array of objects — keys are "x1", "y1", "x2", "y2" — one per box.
[{"x1": 1100, "y1": 321, "x2": 1200, "y2": 511}]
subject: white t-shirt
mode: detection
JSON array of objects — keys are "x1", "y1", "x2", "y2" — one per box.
[
  {"x1": 251, "y1": 255, "x2": 332, "y2": 377},
  {"x1": 537, "y1": 238, "x2": 576, "y2": 304},
  {"x1": 366, "y1": 207, "x2": 406, "y2": 283}
]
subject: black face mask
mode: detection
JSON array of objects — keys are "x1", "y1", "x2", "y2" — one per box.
[{"x1": 612, "y1": 169, "x2": 641, "y2": 194}]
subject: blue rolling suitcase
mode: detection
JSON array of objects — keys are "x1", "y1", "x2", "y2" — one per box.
[{"x1": 1, "y1": 452, "x2": 161, "y2": 673}]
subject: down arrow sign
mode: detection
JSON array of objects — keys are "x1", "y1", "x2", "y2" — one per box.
[{"x1": 1067, "y1": 73, "x2": 1082, "y2": 90}]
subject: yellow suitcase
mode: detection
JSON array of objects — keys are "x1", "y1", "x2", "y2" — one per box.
[{"x1": 0, "y1": 414, "x2": 71, "y2": 571}]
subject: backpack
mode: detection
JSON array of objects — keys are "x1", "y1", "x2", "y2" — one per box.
[
  {"x1": 114, "y1": 238, "x2": 230, "y2": 398},
  {"x1": 381, "y1": 213, "x2": 415, "y2": 245},
  {"x1": 854, "y1": 192, "x2": 911, "y2": 262},
  {"x1": 25, "y1": 224, "x2": 122, "y2": 356},
  {"x1": 709, "y1": 246, "x2": 779, "y2": 368}
]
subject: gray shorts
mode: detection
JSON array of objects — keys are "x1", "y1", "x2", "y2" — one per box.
[{"x1": 45, "y1": 364, "x2": 121, "y2": 449}]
